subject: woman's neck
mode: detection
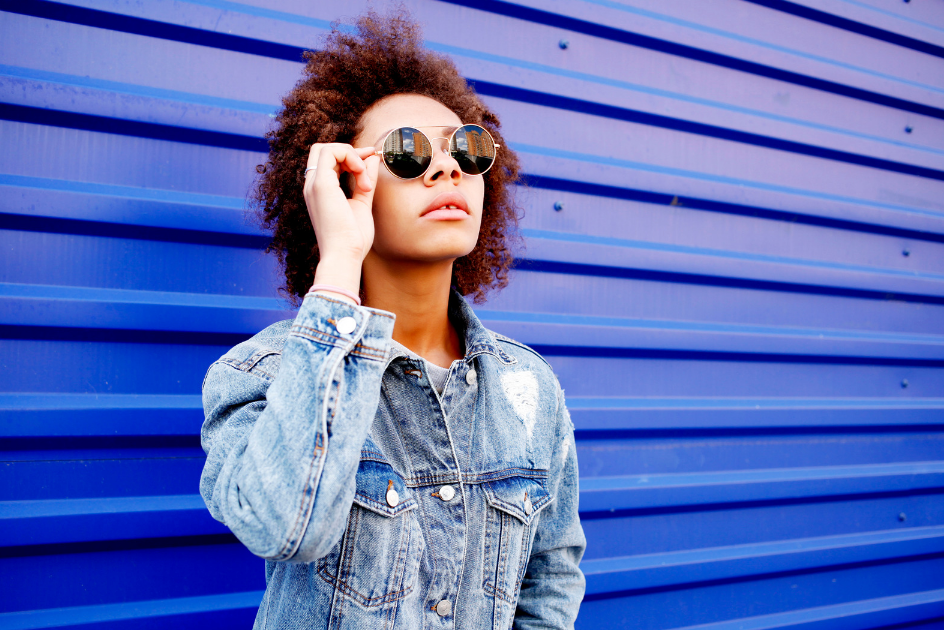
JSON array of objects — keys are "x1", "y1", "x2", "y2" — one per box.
[{"x1": 362, "y1": 257, "x2": 462, "y2": 368}]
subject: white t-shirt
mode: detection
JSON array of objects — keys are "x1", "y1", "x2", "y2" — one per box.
[{"x1": 389, "y1": 339, "x2": 450, "y2": 394}]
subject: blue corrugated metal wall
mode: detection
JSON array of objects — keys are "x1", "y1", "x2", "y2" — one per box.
[{"x1": 2, "y1": 0, "x2": 943, "y2": 627}]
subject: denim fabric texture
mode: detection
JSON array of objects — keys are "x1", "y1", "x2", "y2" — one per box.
[{"x1": 200, "y1": 290, "x2": 586, "y2": 629}]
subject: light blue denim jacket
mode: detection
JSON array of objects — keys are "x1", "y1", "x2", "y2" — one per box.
[{"x1": 200, "y1": 290, "x2": 586, "y2": 629}]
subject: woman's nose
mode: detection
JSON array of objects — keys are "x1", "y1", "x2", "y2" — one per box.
[{"x1": 425, "y1": 140, "x2": 462, "y2": 182}]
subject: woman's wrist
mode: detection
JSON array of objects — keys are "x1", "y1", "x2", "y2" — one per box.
[
  {"x1": 312, "y1": 256, "x2": 363, "y2": 305},
  {"x1": 308, "y1": 285, "x2": 361, "y2": 306}
]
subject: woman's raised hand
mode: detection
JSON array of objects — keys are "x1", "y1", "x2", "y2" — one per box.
[{"x1": 303, "y1": 143, "x2": 381, "y2": 297}]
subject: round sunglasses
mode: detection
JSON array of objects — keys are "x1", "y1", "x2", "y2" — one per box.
[{"x1": 375, "y1": 124, "x2": 500, "y2": 180}]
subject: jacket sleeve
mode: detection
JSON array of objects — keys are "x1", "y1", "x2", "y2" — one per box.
[
  {"x1": 514, "y1": 384, "x2": 587, "y2": 629},
  {"x1": 199, "y1": 293, "x2": 395, "y2": 563}
]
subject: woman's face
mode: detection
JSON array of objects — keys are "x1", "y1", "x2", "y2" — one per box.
[{"x1": 355, "y1": 94, "x2": 485, "y2": 267}]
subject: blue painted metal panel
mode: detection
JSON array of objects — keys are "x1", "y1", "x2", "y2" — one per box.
[{"x1": 1, "y1": 0, "x2": 942, "y2": 628}]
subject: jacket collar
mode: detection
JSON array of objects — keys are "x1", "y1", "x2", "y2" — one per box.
[
  {"x1": 449, "y1": 289, "x2": 517, "y2": 365},
  {"x1": 384, "y1": 289, "x2": 517, "y2": 367}
]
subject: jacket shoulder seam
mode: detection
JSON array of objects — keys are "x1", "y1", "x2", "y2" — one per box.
[
  {"x1": 488, "y1": 330, "x2": 553, "y2": 371},
  {"x1": 212, "y1": 356, "x2": 279, "y2": 383}
]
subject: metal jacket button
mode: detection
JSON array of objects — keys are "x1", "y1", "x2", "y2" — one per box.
[
  {"x1": 524, "y1": 496, "x2": 533, "y2": 515},
  {"x1": 385, "y1": 480, "x2": 399, "y2": 508},
  {"x1": 438, "y1": 485, "x2": 455, "y2": 501},
  {"x1": 336, "y1": 316, "x2": 356, "y2": 335},
  {"x1": 465, "y1": 369, "x2": 477, "y2": 385},
  {"x1": 435, "y1": 600, "x2": 452, "y2": 617}
]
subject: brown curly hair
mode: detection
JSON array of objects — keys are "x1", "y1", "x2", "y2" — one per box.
[{"x1": 252, "y1": 9, "x2": 522, "y2": 305}]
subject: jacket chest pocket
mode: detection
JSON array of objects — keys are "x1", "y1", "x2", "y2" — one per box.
[
  {"x1": 481, "y1": 475, "x2": 551, "y2": 605},
  {"x1": 317, "y1": 459, "x2": 424, "y2": 609}
]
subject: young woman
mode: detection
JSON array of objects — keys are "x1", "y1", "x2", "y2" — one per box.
[{"x1": 200, "y1": 11, "x2": 586, "y2": 629}]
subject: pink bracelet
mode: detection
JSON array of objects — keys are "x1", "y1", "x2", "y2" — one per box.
[{"x1": 307, "y1": 284, "x2": 362, "y2": 306}]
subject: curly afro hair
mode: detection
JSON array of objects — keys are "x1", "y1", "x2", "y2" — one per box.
[{"x1": 252, "y1": 9, "x2": 522, "y2": 306}]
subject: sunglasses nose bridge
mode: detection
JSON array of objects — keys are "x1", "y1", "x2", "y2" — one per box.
[
  {"x1": 429, "y1": 136, "x2": 451, "y2": 154},
  {"x1": 424, "y1": 134, "x2": 464, "y2": 182}
]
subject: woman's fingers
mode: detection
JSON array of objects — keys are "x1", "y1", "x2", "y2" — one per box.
[
  {"x1": 302, "y1": 143, "x2": 379, "y2": 263},
  {"x1": 350, "y1": 154, "x2": 380, "y2": 209},
  {"x1": 308, "y1": 144, "x2": 373, "y2": 184},
  {"x1": 350, "y1": 147, "x2": 378, "y2": 192},
  {"x1": 306, "y1": 145, "x2": 378, "y2": 201}
]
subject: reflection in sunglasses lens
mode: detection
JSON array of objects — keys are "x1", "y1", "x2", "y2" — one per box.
[
  {"x1": 451, "y1": 125, "x2": 495, "y2": 175},
  {"x1": 381, "y1": 125, "x2": 495, "y2": 179},
  {"x1": 383, "y1": 127, "x2": 431, "y2": 179}
]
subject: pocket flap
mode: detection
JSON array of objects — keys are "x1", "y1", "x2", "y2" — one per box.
[
  {"x1": 483, "y1": 476, "x2": 551, "y2": 525},
  {"x1": 353, "y1": 459, "x2": 416, "y2": 518}
]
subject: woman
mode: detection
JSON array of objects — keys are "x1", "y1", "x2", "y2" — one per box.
[{"x1": 200, "y1": 10, "x2": 586, "y2": 629}]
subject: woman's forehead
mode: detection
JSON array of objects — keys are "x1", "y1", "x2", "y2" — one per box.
[{"x1": 359, "y1": 94, "x2": 461, "y2": 139}]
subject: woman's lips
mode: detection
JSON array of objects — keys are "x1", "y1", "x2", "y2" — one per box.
[
  {"x1": 422, "y1": 192, "x2": 469, "y2": 220},
  {"x1": 423, "y1": 208, "x2": 469, "y2": 220}
]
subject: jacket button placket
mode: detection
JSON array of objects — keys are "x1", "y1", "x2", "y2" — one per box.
[{"x1": 422, "y1": 377, "x2": 475, "y2": 626}]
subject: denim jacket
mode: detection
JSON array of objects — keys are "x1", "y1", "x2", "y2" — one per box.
[{"x1": 200, "y1": 290, "x2": 586, "y2": 629}]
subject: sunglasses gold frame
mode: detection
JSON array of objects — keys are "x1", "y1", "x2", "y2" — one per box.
[{"x1": 374, "y1": 124, "x2": 501, "y2": 180}]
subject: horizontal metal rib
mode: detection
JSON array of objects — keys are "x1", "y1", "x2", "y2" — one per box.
[
  {"x1": 0, "y1": 590, "x2": 264, "y2": 630},
  {"x1": 5, "y1": 395, "x2": 942, "y2": 439},
  {"x1": 5, "y1": 280, "x2": 944, "y2": 358},
  {"x1": 568, "y1": 397, "x2": 944, "y2": 430},
  {"x1": 519, "y1": 229, "x2": 944, "y2": 300},
  {"x1": 0, "y1": 393, "x2": 203, "y2": 437},
  {"x1": 661, "y1": 587, "x2": 944, "y2": 629},
  {"x1": 0, "y1": 495, "x2": 226, "y2": 547},
  {"x1": 579, "y1": 461, "x2": 944, "y2": 512},
  {"x1": 7, "y1": 171, "x2": 944, "y2": 245},
  {"x1": 582, "y1": 525, "x2": 944, "y2": 594}
]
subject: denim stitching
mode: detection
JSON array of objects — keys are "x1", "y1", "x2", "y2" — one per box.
[
  {"x1": 331, "y1": 581, "x2": 414, "y2": 607},
  {"x1": 353, "y1": 492, "x2": 417, "y2": 517},
  {"x1": 340, "y1": 507, "x2": 359, "y2": 595},
  {"x1": 482, "y1": 507, "x2": 495, "y2": 591},
  {"x1": 514, "y1": 522, "x2": 533, "y2": 597},
  {"x1": 466, "y1": 342, "x2": 518, "y2": 366},
  {"x1": 291, "y1": 325, "x2": 388, "y2": 361},
  {"x1": 328, "y1": 379, "x2": 341, "y2": 427},
  {"x1": 487, "y1": 495, "x2": 550, "y2": 524},
  {"x1": 398, "y1": 467, "x2": 548, "y2": 488},
  {"x1": 484, "y1": 510, "x2": 521, "y2": 605},
  {"x1": 496, "y1": 512, "x2": 513, "y2": 603},
  {"x1": 218, "y1": 357, "x2": 275, "y2": 381},
  {"x1": 218, "y1": 350, "x2": 279, "y2": 372},
  {"x1": 243, "y1": 350, "x2": 280, "y2": 371},
  {"x1": 290, "y1": 320, "x2": 387, "y2": 357},
  {"x1": 278, "y1": 431, "x2": 323, "y2": 560},
  {"x1": 386, "y1": 508, "x2": 409, "y2": 627},
  {"x1": 470, "y1": 467, "x2": 549, "y2": 483},
  {"x1": 289, "y1": 325, "x2": 343, "y2": 342},
  {"x1": 359, "y1": 450, "x2": 388, "y2": 462},
  {"x1": 317, "y1": 511, "x2": 416, "y2": 607}
]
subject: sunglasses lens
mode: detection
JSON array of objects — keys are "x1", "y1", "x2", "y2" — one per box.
[
  {"x1": 450, "y1": 125, "x2": 496, "y2": 175},
  {"x1": 382, "y1": 127, "x2": 432, "y2": 179}
]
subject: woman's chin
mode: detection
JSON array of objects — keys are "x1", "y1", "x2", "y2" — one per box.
[{"x1": 372, "y1": 233, "x2": 478, "y2": 264}]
